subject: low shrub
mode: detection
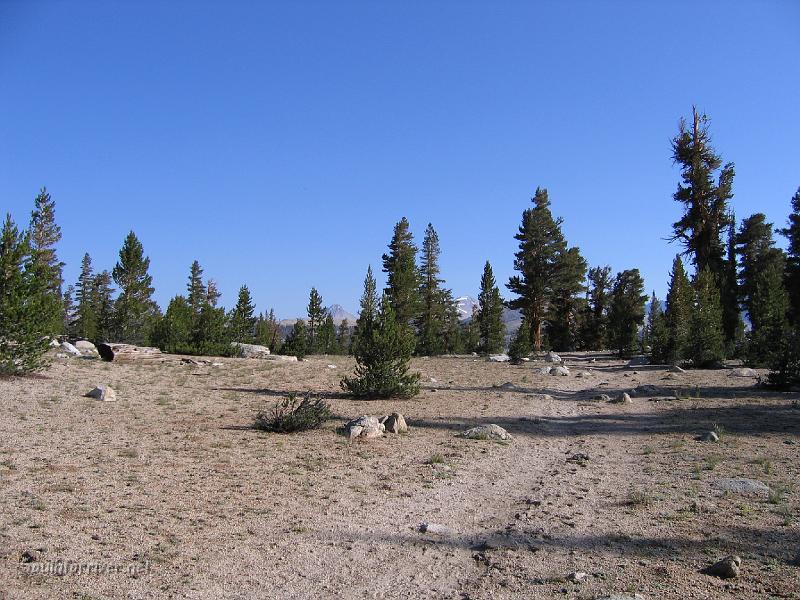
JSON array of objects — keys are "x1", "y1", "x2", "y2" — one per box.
[{"x1": 254, "y1": 393, "x2": 331, "y2": 433}]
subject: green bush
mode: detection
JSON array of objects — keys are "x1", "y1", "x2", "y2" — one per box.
[{"x1": 254, "y1": 393, "x2": 332, "y2": 433}]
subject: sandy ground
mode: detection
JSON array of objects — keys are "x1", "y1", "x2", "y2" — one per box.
[{"x1": 0, "y1": 351, "x2": 798, "y2": 600}]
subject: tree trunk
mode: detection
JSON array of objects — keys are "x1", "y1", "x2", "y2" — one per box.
[{"x1": 97, "y1": 343, "x2": 162, "y2": 362}]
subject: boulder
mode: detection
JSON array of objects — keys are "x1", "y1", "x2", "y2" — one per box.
[
  {"x1": 382, "y1": 412, "x2": 408, "y2": 434},
  {"x1": 344, "y1": 415, "x2": 385, "y2": 440},
  {"x1": 730, "y1": 367, "x2": 757, "y2": 378},
  {"x1": 459, "y1": 424, "x2": 512, "y2": 441},
  {"x1": 712, "y1": 478, "x2": 771, "y2": 498},
  {"x1": 85, "y1": 385, "x2": 116, "y2": 402},
  {"x1": 705, "y1": 555, "x2": 741, "y2": 579},
  {"x1": 697, "y1": 431, "x2": 719, "y2": 443},
  {"x1": 488, "y1": 354, "x2": 510, "y2": 362},
  {"x1": 550, "y1": 366, "x2": 570, "y2": 376},
  {"x1": 74, "y1": 340, "x2": 99, "y2": 357},
  {"x1": 60, "y1": 341, "x2": 81, "y2": 357},
  {"x1": 535, "y1": 367, "x2": 551, "y2": 375},
  {"x1": 230, "y1": 342, "x2": 271, "y2": 358},
  {"x1": 545, "y1": 351, "x2": 561, "y2": 363}
]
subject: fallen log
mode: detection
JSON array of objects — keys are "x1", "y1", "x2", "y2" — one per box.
[{"x1": 97, "y1": 343, "x2": 163, "y2": 362}]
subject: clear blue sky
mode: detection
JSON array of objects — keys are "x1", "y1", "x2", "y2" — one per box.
[{"x1": 2, "y1": 1, "x2": 799, "y2": 317}]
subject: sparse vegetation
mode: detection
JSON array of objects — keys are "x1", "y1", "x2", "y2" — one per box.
[{"x1": 253, "y1": 393, "x2": 332, "y2": 433}]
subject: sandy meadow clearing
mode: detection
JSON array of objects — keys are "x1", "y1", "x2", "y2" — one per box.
[{"x1": 0, "y1": 351, "x2": 798, "y2": 599}]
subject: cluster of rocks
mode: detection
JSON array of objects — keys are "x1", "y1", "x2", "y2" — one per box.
[
  {"x1": 343, "y1": 413, "x2": 408, "y2": 439},
  {"x1": 55, "y1": 340, "x2": 99, "y2": 359}
]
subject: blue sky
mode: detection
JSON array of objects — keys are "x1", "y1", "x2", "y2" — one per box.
[{"x1": 2, "y1": 1, "x2": 799, "y2": 317}]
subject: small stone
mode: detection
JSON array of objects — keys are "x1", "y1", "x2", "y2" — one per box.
[
  {"x1": 327, "y1": 364, "x2": 337, "y2": 369},
  {"x1": 545, "y1": 351, "x2": 561, "y2": 363},
  {"x1": 697, "y1": 431, "x2": 719, "y2": 442},
  {"x1": 705, "y1": 555, "x2": 741, "y2": 579},
  {"x1": 383, "y1": 412, "x2": 408, "y2": 434},
  {"x1": 670, "y1": 365, "x2": 685, "y2": 373},
  {"x1": 610, "y1": 393, "x2": 631, "y2": 404},
  {"x1": 566, "y1": 571, "x2": 587, "y2": 583},
  {"x1": 550, "y1": 366, "x2": 570, "y2": 376},
  {"x1": 419, "y1": 522, "x2": 453, "y2": 535},
  {"x1": 459, "y1": 424, "x2": 512, "y2": 441},
  {"x1": 85, "y1": 385, "x2": 116, "y2": 402},
  {"x1": 730, "y1": 367, "x2": 757, "y2": 378},
  {"x1": 488, "y1": 354, "x2": 510, "y2": 362}
]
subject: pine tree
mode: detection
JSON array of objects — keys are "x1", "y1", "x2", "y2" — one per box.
[
  {"x1": 415, "y1": 223, "x2": 448, "y2": 356},
  {"x1": 0, "y1": 214, "x2": 51, "y2": 374},
  {"x1": 607, "y1": 269, "x2": 647, "y2": 357},
  {"x1": 689, "y1": 268, "x2": 726, "y2": 367},
  {"x1": 507, "y1": 319, "x2": 532, "y2": 363},
  {"x1": 720, "y1": 217, "x2": 744, "y2": 355},
  {"x1": 92, "y1": 270, "x2": 115, "y2": 343},
  {"x1": 581, "y1": 266, "x2": 613, "y2": 350},
  {"x1": 62, "y1": 285, "x2": 74, "y2": 335},
  {"x1": 255, "y1": 309, "x2": 281, "y2": 351},
  {"x1": 382, "y1": 217, "x2": 421, "y2": 328},
  {"x1": 206, "y1": 279, "x2": 221, "y2": 307},
  {"x1": 477, "y1": 261, "x2": 506, "y2": 354},
  {"x1": 463, "y1": 305, "x2": 481, "y2": 354},
  {"x1": 780, "y1": 187, "x2": 800, "y2": 323},
  {"x1": 73, "y1": 253, "x2": 98, "y2": 340},
  {"x1": 316, "y1": 313, "x2": 335, "y2": 354},
  {"x1": 305, "y1": 287, "x2": 327, "y2": 353},
  {"x1": 440, "y1": 290, "x2": 463, "y2": 354},
  {"x1": 112, "y1": 231, "x2": 158, "y2": 345},
  {"x1": 281, "y1": 319, "x2": 307, "y2": 359},
  {"x1": 28, "y1": 187, "x2": 64, "y2": 335},
  {"x1": 229, "y1": 285, "x2": 257, "y2": 343},
  {"x1": 663, "y1": 256, "x2": 693, "y2": 364},
  {"x1": 187, "y1": 260, "x2": 206, "y2": 315},
  {"x1": 507, "y1": 187, "x2": 569, "y2": 350},
  {"x1": 546, "y1": 247, "x2": 587, "y2": 351},
  {"x1": 151, "y1": 296, "x2": 193, "y2": 353},
  {"x1": 647, "y1": 293, "x2": 670, "y2": 363},
  {"x1": 736, "y1": 213, "x2": 786, "y2": 337},
  {"x1": 341, "y1": 294, "x2": 420, "y2": 398},
  {"x1": 337, "y1": 319, "x2": 350, "y2": 355},
  {"x1": 670, "y1": 107, "x2": 735, "y2": 276},
  {"x1": 747, "y1": 261, "x2": 789, "y2": 366},
  {"x1": 351, "y1": 266, "x2": 379, "y2": 357}
]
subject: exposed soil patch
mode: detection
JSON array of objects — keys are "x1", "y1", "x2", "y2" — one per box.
[{"x1": 1, "y1": 353, "x2": 798, "y2": 599}]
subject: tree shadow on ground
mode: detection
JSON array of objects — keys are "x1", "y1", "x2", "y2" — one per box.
[
  {"x1": 214, "y1": 386, "x2": 352, "y2": 400},
  {"x1": 408, "y1": 401, "x2": 800, "y2": 438}
]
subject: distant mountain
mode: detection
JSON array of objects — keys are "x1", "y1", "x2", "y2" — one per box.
[
  {"x1": 278, "y1": 304, "x2": 357, "y2": 328},
  {"x1": 327, "y1": 304, "x2": 358, "y2": 325},
  {"x1": 455, "y1": 296, "x2": 478, "y2": 321}
]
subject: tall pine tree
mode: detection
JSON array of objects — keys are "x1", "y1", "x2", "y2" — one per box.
[
  {"x1": 607, "y1": 269, "x2": 647, "y2": 357},
  {"x1": 229, "y1": 285, "x2": 257, "y2": 343},
  {"x1": 546, "y1": 246, "x2": 587, "y2": 351},
  {"x1": 663, "y1": 256, "x2": 693, "y2": 364},
  {"x1": 351, "y1": 266, "x2": 379, "y2": 357},
  {"x1": 477, "y1": 261, "x2": 505, "y2": 354},
  {"x1": 580, "y1": 266, "x2": 613, "y2": 350},
  {"x1": 507, "y1": 187, "x2": 568, "y2": 351},
  {"x1": 187, "y1": 260, "x2": 206, "y2": 315},
  {"x1": 382, "y1": 217, "x2": 421, "y2": 329},
  {"x1": 28, "y1": 187, "x2": 64, "y2": 335},
  {"x1": 779, "y1": 188, "x2": 800, "y2": 324},
  {"x1": 689, "y1": 268, "x2": 726, "y2": 367},
  {"x1": 73, "y1": 253, "x2": 98, "y2": 340},
  {"x1": 112, "y1": 231, "x2": 158, "y2": 345},
  {"x1": 306, "y1": 287, "x2": 326, "y2": 353},
  {"x1": 415, "y1": 223, "x2": 448, "y2": 356}
]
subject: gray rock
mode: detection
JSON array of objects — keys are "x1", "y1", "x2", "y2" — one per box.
[
  {"x1": 730, "y1": 367, "x2": 757, "y2": 377},
  {"x1": 697, "y1": 431, "x2": 719, "y2": 442},
  {"x1": 230, "y1": 342, "x2": 271, "y2": 358},
  {"x1": 85, "y1": 385, "x2": 116, "y2": 402},
  {"x1": 712, "y1": 478, "x2": 771, "y2": 497},
  {"x1": 545, "y1": 351, "x2": 561, "y2": 363},
  {"x1": 74, "y1": 340, "x2": 99, "y2": 357},
  {"x1": 419, "y1": 522, "x2": 453, "y2": 535},
  {"x1": 344, "y1": 415, "x2": 385, "y2": 440},
  {"x1": 593, "y1": 394, "x2": 612, "y2": 402},
  {"x1": 535, "y1": 367, "x2": 552, "y2": 375},
  {"x1": 610, "y1": 392, "x2": 632, "y2": 404},
  {"x1": 48, "y1": 338, "x2": 60, "y2": 348},
  {"x1": 60, "y1": 341, "x2": 81, "y2": 357},
  {"x1": 575, "y1": 371, "x2": 591, "y2": 378},
  {"x1": 55, "y1": 352, "x2": 67, "y2": 359},
  {"x1": 459, "y1": 424, "x2": 512, "y2": 441},
  {"x1": 327, "y1": 364, "x2": 337, "y2": 369},
  {"x1": 705, "y1": 555, "x2": 741, "y2": 579},
  {"x1": 630, "y1": 384, "x2": 667, "y2": 397},
  {"x1": 383, "y1": 412, "x2": 408, "y2": 434},
  {"x1": 670, "y1": 364, "x2": 685, "y2": 373},
  {"x1": 566, "y1": 571, "x2": 588, "y2": 583},
  {"x1": 550, "y1": 366, "x2": 570, "y2": 376},
  {"x1": 497, "y1": 382, "x2": 517, "y2": 390},
  {"x1": 595, "y1": 595, "x2": 648, "y2": 600},
  {"x1": 488, "y1": 354, "x2": 510, "y2": 362}
]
